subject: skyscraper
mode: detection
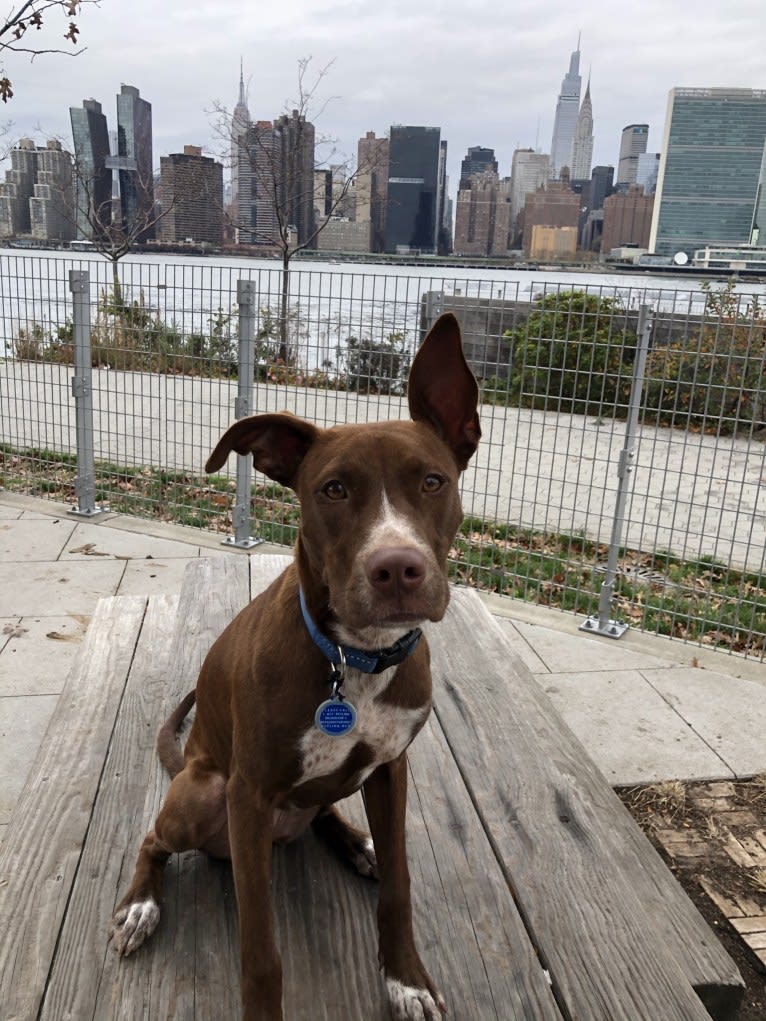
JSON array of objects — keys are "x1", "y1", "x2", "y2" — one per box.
[
  {"x1": 459, "y1": 147, "x2": 498, "y2": 189},
  {"x1": 570, "y1": 79, "x2": 594, "y2": 180},
  {"x1": 635, "y1": 152, "x2": 660, "y2": 196},
  {"x1": 30, "y1": 140, "x2": 75, "y2": 242},
  {"x1": 436, "y1": 138, "x2": 449, "y2": 253},
  {"x1": 159, "y1": 146, "x2": 224, "y2": 245},
  {"x1": 453, "y1": 172, "x2": 511, "y2": 256},
  {"x1": 231, "y1": 62, "x2": 250, "y2": 225},
  {"x1": 0, "y1": 138, "x2": 38, "y2": 235},
  {"x1": 550, "y1": 40, "x2": 582, "y2": 178},
  {"x1": 109, "y1": 85, "x2": 155, "y2": 241},
  {"x1": 510, "y1": 149, "x2": 551, "y2": 237},
  {"x1": 357, "y1": 130, "x2": 389, "y2": 251},
  {"x1": 274, "y1": 109, "x2": 315, "y2": 247},
  {"x1": 617, "y1": 125, "x2": 649, "y2": 186},
  {"x1": 0, "y1": 138, "x2": 75, "y2": 240},
  {"x1": 243, "y1": 120, "x2": 280, "y2": 245},
  {"x1": 385, "y1": 125, "x2": 441, "y2": 254},
  {"x1": 649, "y1": 88, "x2": 766, "y2": 257},
  {"x1": 69, "y1": 98, "x2": 111, "y2": 240}
]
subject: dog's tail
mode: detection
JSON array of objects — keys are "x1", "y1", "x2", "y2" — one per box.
[{"x1": 156, "y1": 690, "x2": 196, "y2": 779}]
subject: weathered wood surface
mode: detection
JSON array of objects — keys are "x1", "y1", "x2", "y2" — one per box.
[
  {"x1": 0, "y1": 594, "x2": 148, "y2": 1021},
  {"x1": 252, "y1": 554, "x2": 562, "y2": 1020},
  {"x1": 46, "y1": 555, "x2": 251, "y2": 1021},
  {"x1": 431, "y1": 587, "x2": 744, "y2": 1021},
  {"x1": 0, "y1": 553, "x2": 744, "y2": 1021}
]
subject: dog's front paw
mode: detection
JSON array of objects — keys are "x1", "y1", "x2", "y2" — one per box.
[
  {"x1": 385, "y1": 976, "x2": 447, "y2": 1020},
  {"x1": 110, "y1": 897, "x2": 160, "y2": 956},
  {"x1": 350, "y1": 835, "x2": 378, "y2": 879}
]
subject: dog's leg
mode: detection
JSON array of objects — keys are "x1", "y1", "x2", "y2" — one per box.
[
  {"x1": 363, "y1": 754, "x2": 446, "y2": 1021},
  {"x1": 111, "y1": 766, "x2": 227, "y2": 956},
  {"x1": 311, "y1": 804, "x2": 378, "y2": 878},
  {"x1": 227, "y1": 770, "x2": 283, "y2": 1021}
]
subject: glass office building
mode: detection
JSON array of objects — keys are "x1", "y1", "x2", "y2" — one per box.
[
  {"x1": 69, "y1": 99, "x2": 111, "y2": 241},
  {"x1": 385, "y1": 125, "x2": 441, "y2": 254},
  {"x1": 650, "y1": 88, "x2": 766, "y2": 258},
  {"x1": 114, "y1": 85, "x2": 155, "y2": 242}
]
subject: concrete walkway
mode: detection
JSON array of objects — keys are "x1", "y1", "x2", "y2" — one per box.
[{"x1": 1, "y1": 490, "x2": 765, "y2": 844}]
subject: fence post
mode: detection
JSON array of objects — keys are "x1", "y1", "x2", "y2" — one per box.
[
  {"x1": 68, "y1": 269, "x2": 105, "y2": 518},
  {"x1": 222, "y1": 279, "x2": 263, "y2": 549},
  {"x1": 580, "y1": 303, "x2": 654, "y2": 639}
]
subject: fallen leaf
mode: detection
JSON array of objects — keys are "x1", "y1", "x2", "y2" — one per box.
[
  {"x1": 46, "y1": 631, "x2": 81, "y2": 643},
  {"x1": 69, "y1": 543, "x2": 109, "y2": 556}
]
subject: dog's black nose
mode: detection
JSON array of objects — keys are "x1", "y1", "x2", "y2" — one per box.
[{"x1": 366, "y1": 547, "x2": 426, "y2": 595}]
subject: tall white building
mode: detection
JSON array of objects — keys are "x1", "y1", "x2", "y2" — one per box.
[
  {"x1": 231, "y1": 61, "x2": 251, "y2": 238},
  {"x1": 550, "y1": 40, "x2": 582, "y2": 178},
  {"x1": 617, "y1": 124, "x2": 649, "y2": 185},
  {"x1": 510, "y1": 149, "x2": 551, "y2": 225},
  {"x1": 570, "y1": 79, "x2": 594, "y2": 180}
]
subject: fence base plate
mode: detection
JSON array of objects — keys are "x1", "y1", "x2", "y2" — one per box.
[
  {"x1": 579, "y1": 615, "x2": 629, "y2": 639},
  {"x1": 221, "y1": 536, "x2": 265, "y2": 550},
  {"x1": 69, "y1": 504, "x2": 109, "y2": 518}
]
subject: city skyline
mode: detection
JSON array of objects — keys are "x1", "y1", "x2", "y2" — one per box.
[{"x1": 2, "y1": 0, "x2": 763, "y2": 204}]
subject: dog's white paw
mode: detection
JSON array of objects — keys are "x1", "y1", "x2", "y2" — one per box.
[
  {"x1": 385, "y1": 977, "x2": 446, "y2": 1020},
  {"x1": 350, "y1": 836, "x2": 378, "y2": 878},
  {"x1": 110, "y1": 897, "x2": 160, "y2": 956}
]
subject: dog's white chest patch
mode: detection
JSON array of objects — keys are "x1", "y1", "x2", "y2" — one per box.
[{"x1": 298, "y1": 669, "x2": 426, "y2": 787}]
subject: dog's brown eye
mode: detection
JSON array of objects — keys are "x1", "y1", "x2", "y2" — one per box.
[
  {"x1": 322, "y1": 479, "x2": 347, "y2": 500},
  {"x1": 423, "y1": 474, "x2": 445, "y2": 493}
]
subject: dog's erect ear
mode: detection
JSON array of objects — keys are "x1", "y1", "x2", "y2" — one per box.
[
  {"x1": 205, "y1": 412, "x2": 319, "y2": 489},
  {"x1": 407, "y1": 312, "x2": 481, "y2": 470}
]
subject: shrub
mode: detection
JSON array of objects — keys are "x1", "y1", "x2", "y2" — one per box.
[
  {"x1": 642, "y1": 282, "x2": 766, "y2": 435},
  {"x1": 335, "y1": 331, "x2": 411, "y2": 395},
  {"x1": 505, "y1": 291, "x2": 636, "y2": 416}
]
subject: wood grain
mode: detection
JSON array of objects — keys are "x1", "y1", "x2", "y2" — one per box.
[
  {"x1": 3, "y1": 554, "x2": 742, "y2": 1021},
  {"x1": 430, "y1": 586, "x2": 743, "y2": 1021},
  {"x1": 0, "y1": 594, "x2": 148, "y2": 1021}
]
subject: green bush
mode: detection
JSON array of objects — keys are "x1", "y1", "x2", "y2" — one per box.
[
  {"x1": 335, "y1": 331, "x2": 411, "y2": 395},
  {"x1": 504, "y1": 290, "x2": 636, "y2": 416},
  {"x1": 642, "y1": 282, "x2": 766, "y2": 435}
]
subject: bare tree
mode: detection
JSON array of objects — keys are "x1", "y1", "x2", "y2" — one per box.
[
  {"x1": 212, "y1": 58, "x2": 387, "y2": 360},
  {"x1": 0, "y1": 1, "x2": 96, "y2": 102},
  {"x1": 63, "y1": 151, "x2": 170, "y2": 290}
]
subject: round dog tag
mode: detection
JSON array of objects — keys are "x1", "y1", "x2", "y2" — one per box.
[{"x1": 315, "y1": 697, "x2": 357, "y2": 736}]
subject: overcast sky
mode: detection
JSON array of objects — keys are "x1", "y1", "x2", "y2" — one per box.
[{"x1": 2, "y1": 0, "x2": 764, "y2": 198}]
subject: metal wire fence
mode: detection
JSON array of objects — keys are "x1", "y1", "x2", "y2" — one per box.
[{"x1": 1, "y1": 252, "x2": 765, "y2": 658}]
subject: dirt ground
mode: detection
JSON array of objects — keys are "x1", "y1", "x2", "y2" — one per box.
[{"x1": 618, "y1": 777, "x2": 766, "y2": 1021}]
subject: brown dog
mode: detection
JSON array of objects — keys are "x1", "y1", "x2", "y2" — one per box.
[{"x1": 110, "y1": 312, "x2": 481, "y2": 1020}]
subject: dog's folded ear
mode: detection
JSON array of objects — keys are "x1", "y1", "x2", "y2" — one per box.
[
  {"x1": 407, "y1": 312, "x2": 481, "y2": 470},
  {"x1": 205, "y1": 412, "x2": 319, "y2": 488}
]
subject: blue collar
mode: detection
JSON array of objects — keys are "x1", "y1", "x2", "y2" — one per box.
[{"x1": 299, "y1": 588, "x2": 422, "y2": 675}]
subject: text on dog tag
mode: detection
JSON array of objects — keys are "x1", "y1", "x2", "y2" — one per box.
[{"x1": 315, "y1": 697, "x2": 357, "y2": 736}]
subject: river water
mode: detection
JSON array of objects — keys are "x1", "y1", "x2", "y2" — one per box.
[{"x1": 2, "y1": 248, "x2": 765, "y2": 366}]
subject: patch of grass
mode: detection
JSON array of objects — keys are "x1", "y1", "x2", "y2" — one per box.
[
  {"x1": 620, "y1": 781, "x2": 688, "y2": 824},
  {"x1": 2, "y1": 442, "x2": 764, "y2": 657}
]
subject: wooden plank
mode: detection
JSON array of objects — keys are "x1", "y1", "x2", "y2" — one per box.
[
  {"x1": 250, "y1": 554, "x2": 561, "y2": 1018},
  {"x1": 0, "y1": 594, "x2": 148, "y2": 1021},
  {"x1": 405, "y1": 714, "x2": 562, "y2": 1019},
  {"x1": 270, "y1": 721, "x2": 565, "y2": 1021},
  {"x1": 250, "y1": 551, "x2": 292, "y2": 594},
  {"x1": 96, "y1": 555, "x2": 251, "y2": 1021},
  {"x1": 38, "y1": 593, "x2": 182, "y2": 1021},
  {"x1": 430, "y1": 587, "x2": 743, "y2": 1021}
]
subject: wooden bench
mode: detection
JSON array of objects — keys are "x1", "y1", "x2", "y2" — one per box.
[{"x1": 0, "y1": 554, "x2": 744, "y2": 1020}]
